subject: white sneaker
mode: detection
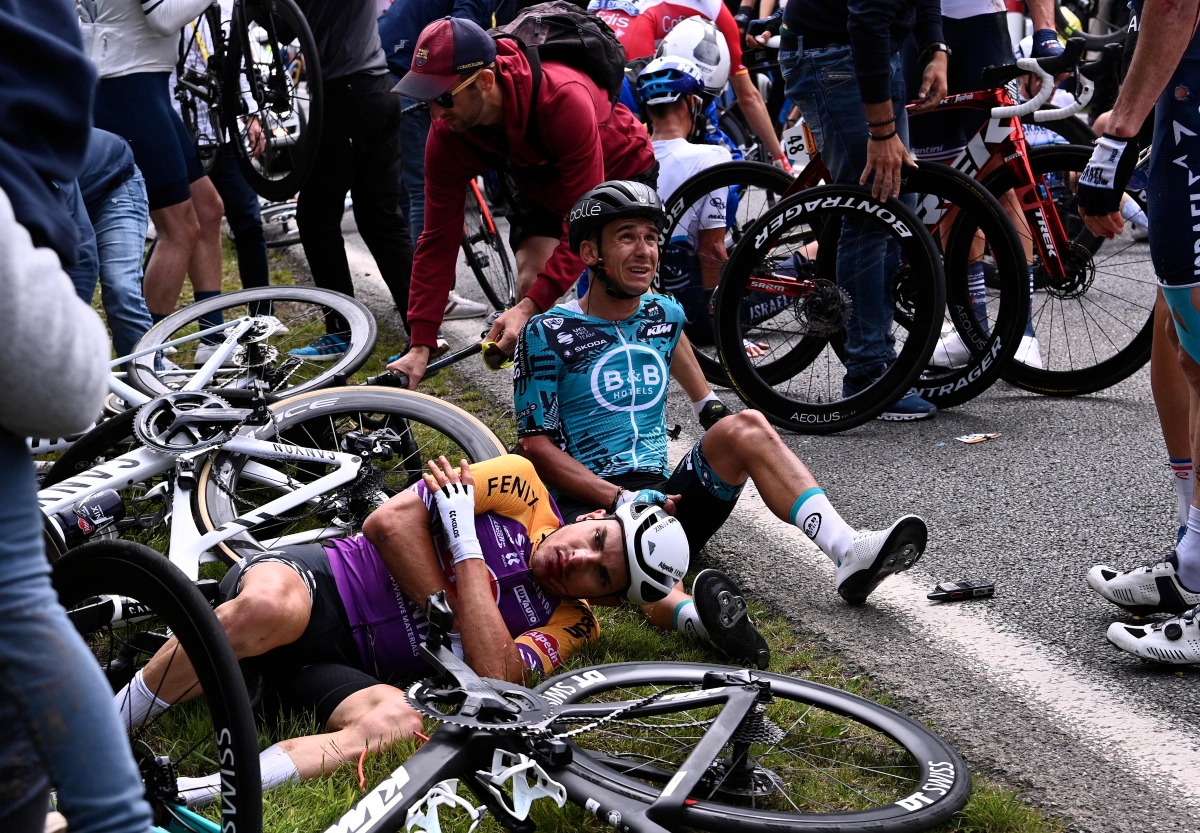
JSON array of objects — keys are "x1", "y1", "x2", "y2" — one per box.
[
  {"x1": 1107, "y1": 606, "x2": 1200, "y2": 664},
  {"x1": 257, "y1": 314, "x2": 290, "y2": 335},
  {"x1": 835, "y1": 515, "x2": 927, "y2": 605},
  {"x1": 444, "y1": 291, "x2": 490, "y2": 320},
  {"x1": 1129, "y1": 220, "x2": 1150, "y2": 242},
  {"x1": 194, "y1": 343, "x2": 238, "y2": 368},
  {"x1": 1087, "y1": 552, "x2": 1200, "y2": 616},
  {"x1": 929, "y1": 329, "x2": 972, "y2": 368},
  {"x1": 1014, "y1": 334, "x2": 1042, "y2": 369}
]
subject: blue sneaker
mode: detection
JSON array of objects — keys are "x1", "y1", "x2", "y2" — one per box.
[
  {"x1": 289, "y1": 333, "x2": 348, "y2": 361},
  {"x1": 879, "y1": 390, "x2": 937, "y2": 422}
]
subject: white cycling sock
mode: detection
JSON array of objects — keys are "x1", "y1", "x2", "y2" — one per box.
[
  {"x1": 1175, "y1": 507, "x2": 1200, "y2": 593},
  {"x1": 176, "y1": 744, "x2": 300, "y2": 808},
  {"x1": 113, "y1": 668, "x2": 171, "y2": 732},
  {"x1": 672, "y1": 599, "x2": 708, "y2": 640},
  {"x1": 1121, "y1": 199, "x2": 1149, "y2": 229},
  {"x1": 791, "y1": 488, "x2": 854, "y2": 565},
  {"x1": 1171, "y1": 458, "x2": 1193, "y2": 529}
]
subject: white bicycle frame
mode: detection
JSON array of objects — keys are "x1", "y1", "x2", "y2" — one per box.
[{"x1": 35, "y1": 316, "x2": 363, "y2": 580}]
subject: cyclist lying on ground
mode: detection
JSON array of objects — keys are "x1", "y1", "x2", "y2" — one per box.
[
  {"x1": 514, "y1": 181, "x2": 930, "y2": 623},
  {"x1": 114, "y1": 453, "x2": 716, "y2": 805}
]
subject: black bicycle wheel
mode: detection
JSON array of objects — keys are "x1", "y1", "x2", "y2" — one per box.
[
  {"x1": 463, "y1": 183, "x2": 516, "y2": 310},
  {"x1": 659, "y1": 161, "x2": 794, "y2": 387},
  {"x1": 223, "y1": 0, "x2": 324, "y2": 201},
  {"x1": 42, "y1": 409, "x2": 142, "y2": 489},
  {"x1": 175, "y1": 5, "x2": 225, "y2": 174},
  {"x1": 538, "y1": 662, "x2": 970, "y2": 832},
  {"x1": 127, "y1": 286, "x2": 377, "y2": 398},
  {"x1": 719, "y1": 107, "x2": 769, "y2": 164},
  {"x1": 981, "y1": 144, "x2": 1155, "y2": 395},
  {"x1": 715, "y1": 184, "x2": 946, "y2": 433},
  {"x1": 904, "y1": 162, "x2": 1029, "y2": 409},
  {"x1": 52, "y1": 540, "x2": 261, "y2": 833},
  {"x1": 195, "y1": 387, "x2": 507, "y2": 562},
  {"x1": 1022, "y1": 112, "x2": 1096, "y2": 146}
]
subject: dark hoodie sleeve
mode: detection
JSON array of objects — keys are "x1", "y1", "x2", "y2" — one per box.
[
  {"x1": 912, "y1": 0, "x2": 945, "y2": 53},
  {"x1": 845, "y1": 0, "x2": 907, "y2": 103}
]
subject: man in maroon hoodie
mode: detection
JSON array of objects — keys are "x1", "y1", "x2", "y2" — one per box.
[{"x1": 388, "y1": 16, "x2": 657, "y2": 386}]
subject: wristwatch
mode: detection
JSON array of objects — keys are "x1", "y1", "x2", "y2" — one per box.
[{"x1": 921, "y1": 42, "x2": 952, "y2": 63}]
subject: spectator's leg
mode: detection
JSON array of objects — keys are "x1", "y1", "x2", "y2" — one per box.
[
  {"x1": 144, "y1": 200, "x2": 200, "y2": 318},
  {"x1": 209, "y1": 151, "x2": 269, "y2": 295},
  {"x1": 399, "y1": 95, "x2": 430, "y2": 244},
  {"x1": 0, "y1": 435, "x2": 153, "y2": 833},
  {"x1": 92, "y1": 169, "x2": 153, "y2": 358}
]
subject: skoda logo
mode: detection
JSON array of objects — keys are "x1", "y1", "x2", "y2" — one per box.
[{"x1": 588, "y1": 345, "x2": 668, "y2": 413}]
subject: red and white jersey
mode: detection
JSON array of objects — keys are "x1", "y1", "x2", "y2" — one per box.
[{"x1": 592, "y1": 0, "x2": 748, "y2": 75}]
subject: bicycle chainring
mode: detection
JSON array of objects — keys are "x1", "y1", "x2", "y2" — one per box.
[
  {"x1": 408, "y1": 678, "x2": 556, "y2": 733},
  {"x1": 133, "y1": 391, "x2": 241, "y2": 456}
]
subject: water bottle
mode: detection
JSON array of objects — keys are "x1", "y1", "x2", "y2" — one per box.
[{"x1": 49, "y1": 489, "x2": 126, "y2": 548}]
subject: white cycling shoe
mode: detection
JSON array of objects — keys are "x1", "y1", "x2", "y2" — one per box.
[
  {"x1": 835, "y1": 515, "x2": 927, "y2": 605},
  {"x1": 1107, "y1": 606, "x2": 1200, "y2": 664},
  {"x1": 1086, "y1": 552, "x2": 1200, "y2": 616}
]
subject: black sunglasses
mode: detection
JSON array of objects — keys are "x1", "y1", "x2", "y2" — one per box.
[{"x1": 432, "y1": 69, "x2": 484, "y2": 108}]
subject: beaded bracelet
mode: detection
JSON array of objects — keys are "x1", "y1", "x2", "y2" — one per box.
[{"x1": 867, "y1": 115, "x2": 897, "y2": 128}]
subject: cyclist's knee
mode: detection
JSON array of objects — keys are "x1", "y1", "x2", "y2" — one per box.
[
  {"x1": 710, "y1": 409, "x2": 774, "y2": 445},
  {"x1": 190, "y1": 177, "x2": 225, "y2": 231},
  {"x1": 217, "y1": 567, "x2": 310, "y2": 651},
  {"x1": 363, "y1": 489, "x2": 426, "y2": 546},
  {"x1": 153, "y1": 201, "x2": 202, "y2": 248}
]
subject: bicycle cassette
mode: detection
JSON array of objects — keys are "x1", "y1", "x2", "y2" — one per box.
[
  {"x1": 407, "y1": 678, "x2": 556, "y2": 732},
  {"x1": 133, "y1": 391, "x2": 250, "y2": 456}
]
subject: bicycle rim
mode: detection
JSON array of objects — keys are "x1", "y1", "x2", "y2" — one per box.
[
  {"x1": 223, "y1": 0, "x2": 324, "y2": 201},
  {"x1": 715, "y1": 185, "x2": 946, "y2": 433},
  {"x1": 463, "y1": 182, "x2": 516, "y2": 310},
  {"x1": 658, "y1": 161, "x2": 793, "y2": 387},
  {"x1": 539, "y1": 662, "x2": 970, "y2": 832},
  {"x1": 983, "y1": 144, "x2": 1155, "y2": 395},
  {"x1": 127, "y1": 286, "x2": 377, "y2": 398},
  {"x1": 195, "y1": 387, "x2": 507, "y2": 562},
  {"x1": 903, "y1": 162, "x2": 1029, "y2": 409},
  {"x1": 52, "y1": 540, "x2": 262, "y2": 833}
]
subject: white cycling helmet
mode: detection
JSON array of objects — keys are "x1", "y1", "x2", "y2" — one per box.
[
  {"x1": 614, "y1": 502, "x2": 690, "y2": 605},
  {"x1": 657, "y1": 16, "x2": 731, "y2": 97}
]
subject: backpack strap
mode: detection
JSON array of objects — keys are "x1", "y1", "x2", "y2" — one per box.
[{"x1": 492, "y1": 33, "x2": 556, "y2": 162}]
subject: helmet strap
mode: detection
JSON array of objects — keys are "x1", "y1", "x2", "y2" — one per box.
[{"x1": 590, "y1": 249, "x2": 642, "y2": 301}]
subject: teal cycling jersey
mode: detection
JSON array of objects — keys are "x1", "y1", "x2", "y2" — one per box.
[{"x1": 513, "y1": 295, "x2": 686, "y2": 477}]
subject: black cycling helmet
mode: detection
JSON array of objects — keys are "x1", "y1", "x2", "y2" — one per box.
[{"x1": 567, "y1": 180, "x2": 668, "y2": 254}]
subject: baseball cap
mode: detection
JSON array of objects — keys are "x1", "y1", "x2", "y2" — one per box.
[{"x1": 392, "y1": 17, "x2": 498, "y2": 101}]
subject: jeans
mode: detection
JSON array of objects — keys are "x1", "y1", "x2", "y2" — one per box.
[
  {"x1": 89, "y1": 170, "x2": 153, "y2": 357},
  {"x1": 297, "y1": 73, "x2": 413, "y2": 334},
  {"x1": 209, "y1": 149, "x2": 269, "y2": 296},
  {"x1": 399, "y1": 94, "x2": 430, "y2": 245},
  {"x1": 780, "y1": 44, "x2": 910, "y2": 380},
  {"x1": 0, "y1": 432, "x2": 152, "y2": 833}
]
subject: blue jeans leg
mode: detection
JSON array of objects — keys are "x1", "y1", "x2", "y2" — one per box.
[
  {"x1": 781, "y1": 46, "x2": 912, "y2": 380},
  {"x1": 209, "y1": 150, "x2": 269, "y2": 295},
  {"x1": 90, "y1": 170, "x2": 153, "y2": 358},
  {"x1": 0, "y1": 433, "x2": 152, "y2": 833},
  {"x1": 399, "y1": 94, "x2": 429, "y2": 243}
]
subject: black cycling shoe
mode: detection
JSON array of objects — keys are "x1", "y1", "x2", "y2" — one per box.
[{"x1": 693, "y1": 569, "x2": 770, "y2": 670}]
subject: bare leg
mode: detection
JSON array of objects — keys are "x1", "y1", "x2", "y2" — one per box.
[
  {"x1": 1154, "y1": 290, "x2": 1193, "y2": 458},
  {"x1": 186, "y1": 176, "x2": 225, "y2": 293},
  {"x1": 514, "y1": 235, "x2": 558, "y2": 299},
  {"x1": 144, "y1": 200, "x2": 201, "y2": 316}
]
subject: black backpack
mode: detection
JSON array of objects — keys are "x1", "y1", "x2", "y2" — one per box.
[{"x1": 491, "y1": 1, "x2": 627, "y2": 105}]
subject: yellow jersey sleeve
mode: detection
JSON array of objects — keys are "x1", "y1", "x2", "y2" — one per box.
[
  {"x1": 469, "y1": 455, "x2": 561, "y2": 547},
  {"x1": 514, "y1": 599, "x2": 600, "y2": 674}
]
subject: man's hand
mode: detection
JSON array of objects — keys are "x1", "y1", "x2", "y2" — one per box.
[
  {"x1": 1079, "y1": 133, "x2": 1139, "y2": 239},
  {"x1": 422, "y1": 456, "x2": 482, "y2": 565},
  {"x1": 861, "y1": 134, "x2": 916, "y2": 200},
  {"x1": 248, "y1": 117, "x2": 266, "y2": 159},
  {"x1": 698, "y1": 399, "x2": 731, "y2": 430},
  {"x1": 615, "y1": 488, "x2": 682, "y2": 516},
  {"x1": 1031, "y1": 29, "x2": 1065, "y2": 58},
  {"x1": 485, "y1": 298, "x2": 539, "y2": 355},
  {"x1": 387, "y1": 345, "x2": 430, "y2": 389},
  {"x1": 909, "y1": 52, "x2": 948, "y2": 115}
]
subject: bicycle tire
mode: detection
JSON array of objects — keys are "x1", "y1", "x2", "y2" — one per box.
[
  {"x1": 126, "y1": 286, "x2": 377, "y2": 398},
  {"x1": 194, "y1": 387, "x2": 508, "y2": 562},
  {"x1": 980, "y1": 144, "x2": 1154, "y2": 395},
  {"x1": 223, "y1": 0, "x2": 324, "y2": 201},
  {"x1": 903, "y1": 162, "x2": 1029, "y2": 409},
  {"x1": 718, "y1": 107, "x2": 769, "y2": 163},
  {"x1": 715, "y1": 184, "x2": 946, "y2": 433},
  {"x1": 52, "y1": 540, "x2": 262, "y2": 833},
  {"x1": 463, "y1": 182, "x2": 516, "y2": 310},
  {"x1": 659, "y1": 161, "x2": 794, "y2": 387},
  {"x1": 42, "y1": 408, "x2": 141, "y2": 488},
  {"x1": 537, "y1": 661, "x2": 971, "y2": 832}
]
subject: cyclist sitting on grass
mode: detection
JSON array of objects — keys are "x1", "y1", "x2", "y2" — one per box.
[
  {"x1": 114, "y1": 453, "x2": 698, "y2": 806},
  {"x1": 514, "y1": 181, "x2": 930, "y2": 644}
]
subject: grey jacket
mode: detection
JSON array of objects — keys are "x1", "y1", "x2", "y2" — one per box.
[{"x1": 0, "y1": 185, "x2": 109, "y2": 439}]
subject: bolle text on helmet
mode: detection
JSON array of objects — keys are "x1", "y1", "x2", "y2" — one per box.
[{"x1": 569, "y1": 202, "x2": 604, "y2": 222}]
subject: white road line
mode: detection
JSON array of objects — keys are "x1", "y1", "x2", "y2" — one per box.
[{"x1": 731, "y1": 477, "x2": 1200, "y2": 800}]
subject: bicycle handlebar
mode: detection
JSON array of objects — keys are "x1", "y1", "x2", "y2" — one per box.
[
  {"x1": 984, "y1": 38, "x2": 1121, "y2": 122},
  {"x1": 366, "y1": 342, "x2": 484, "y2": 389}
]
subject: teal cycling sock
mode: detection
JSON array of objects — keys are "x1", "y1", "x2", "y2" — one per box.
[
  {"x1": 790, "y1": 488, "x2": 854, "y2": 566},
  {"x1": 673, "y1": 599, "x2": 708, "y2": 640}
]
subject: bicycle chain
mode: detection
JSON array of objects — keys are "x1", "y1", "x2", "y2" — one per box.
[{"x1": 548, "y1": 685, "x2": 690, "y2": 740}]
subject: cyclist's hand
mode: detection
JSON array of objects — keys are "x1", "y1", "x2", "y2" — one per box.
[
  {"x1": 861, "y1": 134, "x2": 916, "y2": 200},
  {"x1": 248, "y1": 117, "x2": 266, "y2": 159},
  {"x1": 423, "y1": 457, "x2": 482, "y2": 565},
  {"x1": 746, "y1": 9, "x2": 782, "y2": 45},
  {"x1": 485, "y1": 299, "x2": 537, "y2": 355},
  {"x1": 1078, "y1": 133, "x2": 1139, "y2": 238},
  {"x1": 698, "y1": 399, "x2": 732, "y2": 430},
  {"x1": 910, "y1": 53, "x2": 948, "y2": 115},
  {"x1": 616, "y1": 488, "x2": 670, "y2": 509},
  {"x1": 387, "y1": 345, "x2": 430, "y2": 389},
  {"x1": 1031, "y1": 29, "x2": 1065, "y2": 58},
  {"x1": 771, "y1": 155, "x2": 795, "y2": 175}
]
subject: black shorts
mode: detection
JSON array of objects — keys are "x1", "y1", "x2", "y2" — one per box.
[
  {"x1": 505, "y1": 160, "x2": 661, "y2": 253},
  {"x1": 552, "y1": 436, "x2": 741, "y2": 558},
  {"x1": 220, "y1": 545, "x2": 379, "y2": 728},
  {"x1": 94, "y1": 72, "x2": 205, "y2": 210}
]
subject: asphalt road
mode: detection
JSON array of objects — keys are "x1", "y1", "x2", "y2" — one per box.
[{"x1": 329, "y1": 212, "x2": 1200, "y2": 833}]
